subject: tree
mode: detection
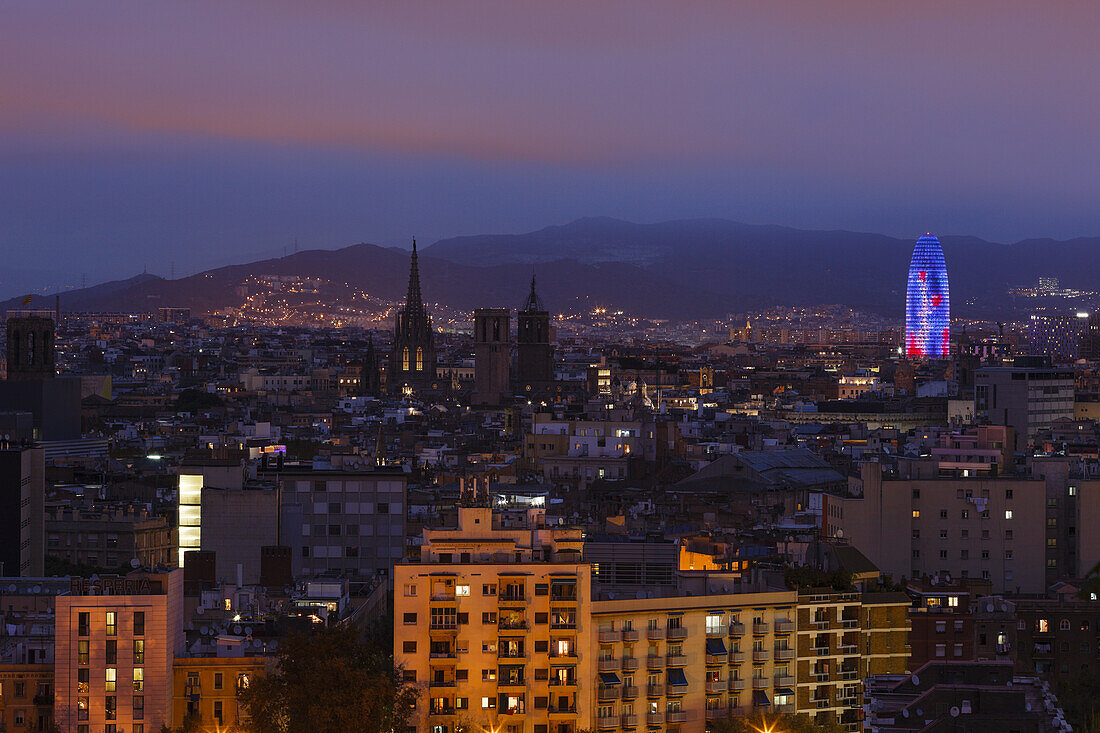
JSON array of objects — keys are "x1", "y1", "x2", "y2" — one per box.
[
  {"x1": 240, "y1": 625, "x2": 419, "y2": 733},
  {"x1": 708, "y1": 712, "x2": 847, "y2": 733}
]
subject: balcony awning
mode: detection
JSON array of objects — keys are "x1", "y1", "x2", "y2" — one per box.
[
  {"x1": 667, "y1": 668, "x2": 688, "y2": 687},
  {"x1": 775, "y1": 687, "x2": 795, "y2": 696},
  {"x1": 706, "y1": 638, "x2": 727, "y2": 655},
  {"x1": 599, "y1": 672, "x2": 621, "y2": 685},
  {"x1": 753, "y1": 690, "x2": 771, "y2": 706}
]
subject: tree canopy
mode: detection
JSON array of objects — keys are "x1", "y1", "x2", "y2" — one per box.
[{"x1": 240, "y1": 624, "x2": 419, "y2": 733}]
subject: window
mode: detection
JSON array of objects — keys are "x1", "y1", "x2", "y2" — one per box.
[
  {"x1": 133, "y1": 640, "x2": 145, "y2": 664},
  {"x1": 134, "y1": 612, "x2": 145, "y2": 636},
  {"x1": 403, "y1": 613, "x2": 417, "y2": 624},
  {"x1": 133, "y1": 696, "x2": 144, "y2": 720},
  {"x1": 416, "y1": 347, "x2": 424, "y2": 371},
  {"x1": 1038, "y1": 619, "x2": 1050, "y2": 633},
  {"x1": 133, "y1": 668, "x2": 144, "y2": 691},
  {"x1": 214, "y1": 700, "x2": 224, "y2": 724},
  {"x1": 1005, "y1": 510, "x2": 1014, "y2": 520},
  {"x1": 456, "y1": 585, "x2": 470, "y2": 597},
  {"x1": 402, "y1": 347, "x2": 409, "y2": 371},
  {"x1": 404, "y1": 584, "x2": 417, "y2": 597},
  {"x1": 935, "y1": 644, "x2": 946, "y2": 657},
  {"x1": 106, "y1": 612, "x2": 117, "y2": 636},
  {"x1": 961, "y1": 510, "x2": 969, "y2": 519},
  {"x1": 214, "y1": 672, "x2": 223, "y2": 690},
  {"x1": 482, "y1": 584, "x2": 496, "y2": 596},
  {"x1": 940, "y1": 510, "x2": 948, "y2": 519},
  {"x1": 106, "y1": 668, "x2": 117, "y2": 692},
  {"x1": 77, "y1": 696, "x2": 89, "y2": 721},
  {"x1": 77, "y1": 641, "x2": 89, "y2": 665},
  {"x1": 403, "y1": 641, "x2": 417, "y2": 653},
  {"x1": 77, "y1": 668, "x2": 89, "y2": 693},
  {"x1": 78, "y1": 612, "x2": 89, "y2": 636},
  {"x1": 912, "y1": 510, "x2": 920, "y2": 519},
  {"x1": 1061, "y1": 619, "x2": 1071, "y2": 631}
]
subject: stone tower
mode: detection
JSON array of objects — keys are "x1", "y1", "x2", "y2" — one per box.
[
  {"x1": 516, "y1": 275, "x2": 553, "y2": 391},
  {"x1": 474, "y1": 308, "x2": 511, "y2": 405},
  {"x1": 5, "y1": 314, "x2": 55, "y2": 381}
]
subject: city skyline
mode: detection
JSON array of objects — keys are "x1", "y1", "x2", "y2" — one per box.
[{"x1": 6, "y1": 2, "x2": 1100, "y2": 294}]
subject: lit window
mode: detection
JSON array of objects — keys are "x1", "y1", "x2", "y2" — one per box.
[
  {"x1": 105, "y1": 668, "x2": 116, "y2": 692},
  {"x1": 948, "y1": 597, "x2": 959, "y2": 607},
  {"x1": 1005, "y1": 510, "x2": 1014, "y2": 520},
  {"x1": 456, "y1": 585, "x2": 470, "y2": 597},
  {"x1": 416, "y1": 347, "x2": 424, "y2": 371},
  {"x1": 133, "y1": 668, "x2": 144, "y2": 692},
  {"x1": 912, "y1": 510, "x2": 920, "y2": 519},
  {"x1": 402, "y1": 347, "x2": 410, "y2": 371},
  {"x1": 105, "y1": 612, "x2": 117, "y2": 636}
]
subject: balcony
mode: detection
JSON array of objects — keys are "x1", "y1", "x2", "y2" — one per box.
[
  {"x1": 838, "y1": 670, "x2": 859, "y2": 681},
  {"x1": 667, "y1": 627, "x2": 688, "y2": 640},
  {"x1": 774, "y1": 647, "x2": 794, "y2": 661},
  {"x1": 728, "y1": 622, "x2": 746, "y2": 636},
  {"x1": 647, "y1": 712, "x2": 663, "y2": 725},
  {"x1": 621, "y1": 714, "x2": 638, "y2": 727},
  {"x1": 666, "y1": 653, "x2": 688, "y2": 667},
  {"x1": 429, "y1": 679, "x2": 457, "y2": 688},
  {"x1": 597, "y1": 715, "x2": 618, "y2": 730},
  {"x1": 840, "y1": 618, "x2": 859, "y2": 629},
  {"x1": 753, "y1": 650, "x2": 769, "y2": 662},
  {"x1": 729, "y1": 678, "x2": 746, "y2": 692},
  {"x1": 814, "y1": 645, "x2": 831, "y2": 656},
  {"x1": 667, "y1": 711, "x2": 688, "y2": 723},
  {"x1": 598, "y1": 658, "x2": 619, "y2": 673},
  {"x1": 647, "y1": 655, "x2": 664, "y2": 670},
  {"x1": 550, "y1": 620, "x2": 577, "y2": 630},
  {"x1": 428, "y1": 707, "x2": 456, "y2": 717},
  {"x1": 774, "y1": 675, "x2": 796, "y2": 687},
  {"x1": 549, "y1": 678, "x2": 578, "y2": 688},
  {"x1": 647, "y1": 683, "x2": 664, "y2": 697},
  {"x1": 598, "y1": 686, "x2": 620, "y2": 702},
  {"x1": 814, "y1": 672, "x2": 830, "y2": 682},
  {"x1": 429, "y1": 621, "x2": 458, "y2": 631},
  {"x1": 548, "y1": 704, "x2": 578, "y2": 715},
  {"x1": 551, "y1": 591, "x2": 579, "y2": 603},
  {"x1": 622, "y1": 657, "x2": 639, "y2": 671},
  {"x1": 728, "y1": 651, "x2": 746, "y2": 664},
  {"x1": 429, "y1": 650, "x2": 457, "y2": 660},
  {"x1": 499, "y1": 593, "x2": 526, "y2": 605},
  {"x1": 498, "y1": 620, "x2": 528, "y2": 631},
  {"x1": 753, "y1": 621, "x2": 769, "y2": 634},
  {"x1": 430, "y1": 593, "x2": 456, "y2": 602},
  {"x1": 497, "y1": 677, "x2": 526, "y2": 688},
  {"x1": 752, "y1": 677, "x2": 768, "y2": 689},
  {"x1": 706, "y1": 708, "x2": 727, "y2": 721},
  {"x1": 647, "y1": 627, "x2": 665, "y2": 640},
  {"x1": 815, "y1": 698, "x2": 831, "y2": 709},
  {"x1": 838, "y1": 644, "x2": 858, "y2": 655},
  {"x1": 811, "y1": 619, "x2": 830, "y2": 629},
  {"x1": 706, "y1": 652, "x2": 725, "y2": 666},
  {"x1": 775, "y1": 702, "x2": 796, "y2": 713},
  {"x1": 774, "y1": 620, "x2": 795, "y2": 634},
  {"x1": 498, "y1": 651, "x2": 526, "y2": 660},
  {"x1": 706, "y1": 680, "x2": 726, "y2": 694},
  {"x1": 707, "y1": 626, "x2": 726, "y2": 638},
  {"x1": 622, "y1": 629, "x2": 640, "y2": 642},
  {"x1": 622, "y1": 685, "x2": 639, "y2": 699},
  {"x1": 599, "y1": 631, "x2": 620, "y2": 644}
]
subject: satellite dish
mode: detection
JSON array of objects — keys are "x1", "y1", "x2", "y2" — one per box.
[
  {"x1": 911, "y1": 675, "x2": 920, "y2": 686},
  {"x1": 244, "y1": 626, "x2": 253, "y2": 635},
  {"x1": 31, "y1": 586, "x2": 41, "y2": 594},
  {"x1": 902, "y1": 709, "x2": 909, "y2": 718},
  {"x1": 195, "y1": 607, "x2": 204, "y2": 615},
  {"x1": 1025, "y1": 703, "x2": 1032, "y2": 712},
  {"x1": 130, "y1": 559, "x2": 141, "y2": 568},
  {"x1": 233, "y1": 625, "x2": 242, "y2": 634},
  {"x1": 200, "y1": 626, "x2": 210, "y2": 635},
  {"x1": 269, "y1": 641, "x2": 278, "y2": 650},
  {"x1": 949, "y1": 707, "x2": 960, "y2": 718}
]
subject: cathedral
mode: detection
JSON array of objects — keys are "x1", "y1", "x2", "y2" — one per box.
[{"x1": 389, "y1": 240, "x2": 437, "y2": 391}]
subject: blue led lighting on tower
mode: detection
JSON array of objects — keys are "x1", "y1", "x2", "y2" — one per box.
[{"x1": 905, "y1": 234, "x2": 950, "y2": 358}]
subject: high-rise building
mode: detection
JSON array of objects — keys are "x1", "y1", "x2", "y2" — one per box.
[
  {"x1": 517, "y1": 275, "x2": 554, "y2": 391},
  {"x1": 0, "y1": 442, "x2": 45, "y2": 577},
  {"x1": 1026, "y1": 312, "x2": 1088, "y2": 361},
  {"x1": 390, "y1": 240, "x2": 437, "y2": 392},
  {"x1": 473, "y1": 308, "x2": 512, "y2": 405},
  {"x1": 54, "y1": 570, "x2": 185, "y2": 733},
  {"x1": 904, "y1": 235, "x2": 950, "y2": 359},
  {"x1": 975, "y1": 364, "x2": 1075, "y2": 452}
]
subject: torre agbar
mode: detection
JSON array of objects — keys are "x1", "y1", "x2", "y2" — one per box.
[{"x1": 904, "y1": 234, "x2": 950, "y2": 358}]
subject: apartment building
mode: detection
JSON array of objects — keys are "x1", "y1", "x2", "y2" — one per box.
[
  {"x1": 396, "y1": 507, "x2": 909, "y2": 733},
  {"x1": 975, "y1": 364, "x2": 1074, "y2": 452},
  {"x1": 394, "y1": 506, "x2": 590, "y2": 733},
  {"x1": 823, "y1": 461, "x2": 1100, "y2": 593},
  {"x1": 589, "y1": 589, "x2": 799, "y2": 731},
  {"x1": 0, "y1": 664, "x2": 54, "y2": 732},
  {"x1": 54, "y1": 570, "x2": 184, "y2": 733},
  {"x1": 45, "y1": 505, "x2": 176, "y2": 570},
  {"x1": 171, "y1": 656, "x2": 266, "y2": 729}
]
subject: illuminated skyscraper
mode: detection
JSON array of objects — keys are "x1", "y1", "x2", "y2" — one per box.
[{"x1": 905, "y1": 234, "x2": 950, "y2": 358}]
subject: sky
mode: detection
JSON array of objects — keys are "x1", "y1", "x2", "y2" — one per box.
[{"x1": 2, "y1": 0, "x2": 1099, "y2": 298}]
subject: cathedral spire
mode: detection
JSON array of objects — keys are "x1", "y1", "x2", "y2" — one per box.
[
  {"x1": 406, "y1": 238, "x2": 423, "y2": 315},
  {"x1": 521, "y1": 271, "x2": 545, "y2": 312}
]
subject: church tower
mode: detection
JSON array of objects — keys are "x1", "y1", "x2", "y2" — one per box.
[
  {"x1": 5, "y1": 313, "x2": 56, "y2": 381},
  {"x1": 389, "y1": 240, "x2": 436, "y2": 391},
  {"x1": 516, "y1": 275, "x2": 553, "y2": 391}
]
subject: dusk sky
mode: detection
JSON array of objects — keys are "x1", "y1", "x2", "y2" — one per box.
[{"x1": 3, "y1": 1, "x2": 1099, "y2": 297}]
